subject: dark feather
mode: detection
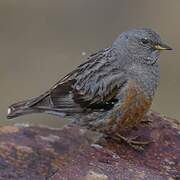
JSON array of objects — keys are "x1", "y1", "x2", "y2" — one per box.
[{"x1": 8, "y1": 47, "x2": 127, "y2": 118}]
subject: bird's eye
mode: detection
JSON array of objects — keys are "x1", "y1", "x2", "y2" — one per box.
[{"x1": 141, "y1": 38, "x2": 149, "y2": 44}]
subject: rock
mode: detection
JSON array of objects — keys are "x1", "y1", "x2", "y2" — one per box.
[{"x1": 0, "y1": 112, "x2": 179, "y2": 180}]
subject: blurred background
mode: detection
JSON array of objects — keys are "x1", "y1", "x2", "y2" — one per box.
[{"x1": 1, "y1": 0, "x2": 180, "y2": 127}]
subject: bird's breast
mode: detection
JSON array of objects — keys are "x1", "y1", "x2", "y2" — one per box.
[
  {"x1": 128, "y1": 63, "x2": 160, "y2": 99},
  {"x1": 117, "y1": 81, "x2": 151, "y2": 129}
]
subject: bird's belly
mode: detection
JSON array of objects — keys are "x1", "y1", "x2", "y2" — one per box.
[
  {"x1": 81, "y1": 80, "x2": 152, "y2": 135},
  {"x1": 117, "y1": 97, "x2": 151, "y2": 129},
  {"x1": 116, "y1": 84, "x2": 151, "y2": 131}
]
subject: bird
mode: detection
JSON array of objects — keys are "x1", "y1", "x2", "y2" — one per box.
[{"x1": 7, "y1": 28, "x2": 172, "y2": 150}]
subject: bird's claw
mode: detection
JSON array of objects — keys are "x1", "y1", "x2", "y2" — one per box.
[
  {"x1": 112, "y1": 133, "x2": 150, "y2": 151},
  {"x1": 141, "y1": 118, "x2": 153, "y2": 126}
]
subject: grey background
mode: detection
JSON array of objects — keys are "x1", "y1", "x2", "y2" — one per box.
[{"x1": 1, "y1": 0, "x2": 180, "y2": 127}]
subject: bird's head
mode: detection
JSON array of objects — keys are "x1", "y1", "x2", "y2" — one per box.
[{"x1": 113, "y1": 28, "x2": 172, "y2": 64}]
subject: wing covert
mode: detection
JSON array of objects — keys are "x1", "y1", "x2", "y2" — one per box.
[{"x1": 50, "y1": 47, "x2": 127, "y2": 112}]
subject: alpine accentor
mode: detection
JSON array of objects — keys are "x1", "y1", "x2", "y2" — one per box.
[{"x1": 7, "y1": 28, "x2": 172, "y2": 150}]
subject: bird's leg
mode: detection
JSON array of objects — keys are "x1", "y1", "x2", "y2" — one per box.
[
  {"x1": 92, "y1": 133, "x2": 108, "y2": 146},
  {"x1": 84, "y1": 130, "x2": 108, "y2": 148},
  {"x1": 111, "y1": 133, "x2": 150, "y2": 151},
  {"x1": 140, "y1": 116, "x2": 153, "y2": 126}
]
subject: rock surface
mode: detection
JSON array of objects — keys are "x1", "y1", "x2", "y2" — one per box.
[{"x1": 0, "y1": 112, "x2": 179, "y2": 180}]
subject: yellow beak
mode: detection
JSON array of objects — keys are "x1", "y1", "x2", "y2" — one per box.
[{"x1": 154, "y1": 43, "x2": 172, "y2": 50}]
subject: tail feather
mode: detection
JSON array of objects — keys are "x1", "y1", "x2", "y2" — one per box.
[
  {"x1": 7, "y1": 99, "x2": 42, "y2": 119},
  {"x1": 7, "y1": 97, "x2": 72, "y2": 119},
  {"x1": 7, "y1": 82, "x2": 83, "y2": 119}
]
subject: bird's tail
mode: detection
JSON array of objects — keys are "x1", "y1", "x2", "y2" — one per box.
[{"x1": 7, "y1": 98, "x2": 41, "y2": 119}]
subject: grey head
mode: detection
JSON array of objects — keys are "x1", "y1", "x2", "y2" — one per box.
[{"x1": 113, "y1": 28, "x2": 172, "y2": 64}]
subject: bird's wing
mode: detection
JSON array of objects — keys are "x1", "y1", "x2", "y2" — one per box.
[
  {"x1": 49, "y1": 48, "x2": 127, "y2": 112},
  {"x1": 29, "y1": 48, "x2": 127, "y2": 113}
]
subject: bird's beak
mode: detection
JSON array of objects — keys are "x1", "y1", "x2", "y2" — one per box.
[{"x1": 154, "y1": 43, "x2": 172, "y2": 50}]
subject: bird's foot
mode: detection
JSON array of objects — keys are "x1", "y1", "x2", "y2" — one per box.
[
  {"x1": 141, "y1": 118, "x2": 153, "y2": 126},
  {"x1": 112, "y1": 133, "x2": 150, "y2": 151},
  {"x1": 88, "y1": 132, "x2": 108, "y2": 147}
]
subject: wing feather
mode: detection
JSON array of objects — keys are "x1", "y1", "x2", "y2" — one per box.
[{"x1": 30, "y1": 47, "x2": 127, "y2": 114}]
